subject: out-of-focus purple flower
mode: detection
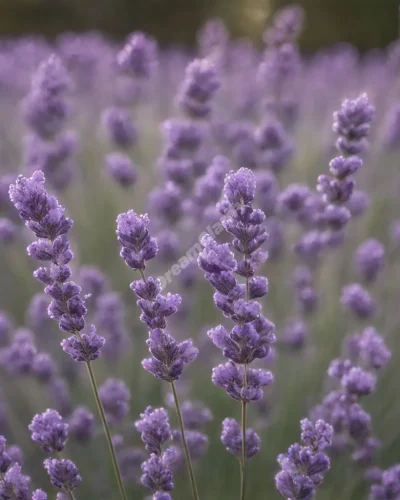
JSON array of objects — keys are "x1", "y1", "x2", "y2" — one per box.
[
  {"x1": 346, "y1": 190, "x2": 369, "y2": 217},
  {"x1": 0, "y1": 329, "x2": 37, "y2": 375},
  {"x1": 255, "y1": 171, "x2": 280, "y2": 217},
  {"x1": 47, "y1": 376, "x2": 72, "y2": 416},
  {"x1": 135, "y1": 406, "x2": 172, "y2": 455},
  {"x1": 179, "y1": 400, "x2": 213, "y2": 430},
  {"x1": 281, "y1": 319, "x2": 308, "y2": 350},
  {"x1": 255, "y1": 119, "x2": 293, "y2": 172},
  {"x1": 221, "y1": 418, "x2": 260, "y2": 459},
  {"x1": 44, "y1": 458, "x2": 81, "y2": 490},
  {"x1": 197, "y1": 18, "x2": 229, "y2": 57},
  {"x1": 340, "y1": 283, "x2": 376, "y2": 319},
  {"x1": 0, "y1": 218, "x2": 17, "y2": 244},
  {"x1": 370, "y1": 464, "x2": 400, "y2": 500},
  {"x1": 29, "y1": 409, "x2": 68, "y2": 453},
  {"x1": 32, "y1": 489, "x2": 47, "y2": 500},
  {"x1": 264, "y1": 4, "x2": 304, "y2": 46},
  {"x1": 94, "y1": 293, "x2": 130, "y2": 359},
  {"x1": 23, "y1": 55, "x2": 71, "y2": 139},
  {"x1": 33, "y1": 353, "x2": 56, "y2": 382},
  {"x1": 68, "y1": 407, "x2": 95, "y2": 445},
  {"x1": 333, "y1": 93, "x2": 375, "y2": 155},
  {"x1": 79, "y1": 266, "x2": 108, "y2": 302},
  {"x1": 278, "y1": 184, "x2": 311, "y2": 217},
  {"x1": 117, "y1": 32, "x2": 158, "y2": 78},
  {"x1": 99, "y1": 378, "x2": 130, "y2": 425},
  {"x1": 0, "y1": 463, "x2": 30, "y2": 500},
  {"x1": 178, "y1": 58, "x2": 219, "y2": 118},
  {"x1": 102, "y1": 106, "x2": 137, "y2": 148},
  {"x1": 26, "y1": 294, "x2": 51, "y2": 332},
  {"x1": 118, "y1": 446, "x2": 146, "y2": 484},
  {"x1": 354, "y1": 239, "x2": 385, "y2": 283},
  {"x1": 382, "y1": 103, "x2": 400, "y2": 149},
  {"x1": 105, "y1": 153, "x2": 138, "y2": 188}
]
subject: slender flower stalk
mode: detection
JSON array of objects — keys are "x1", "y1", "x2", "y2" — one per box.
[
  {"x1": 116, "y1": 209, "x2": 200, "y2": 500},
  {"x1": 8, "y1": 171, "x2": 128, "y2": 500},
  {"x1": 198, "y1": 167, "x2": 275, "y2": 500}
]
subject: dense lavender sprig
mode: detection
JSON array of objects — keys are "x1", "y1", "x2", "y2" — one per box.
[
  {"x1": 116, "y1": 209, "x2": 199, "y2": 499},
  {"x1": 29, "y1": 409, "x2": 68, "y2": 453},
  {"x1": 44, "y1": 458, "x2": 81, "y2": 491},
  {"x1": 135, "y1": 405, "x2": 176, "y2": 498},
  {"x1": 9, "y1": 171, "x2": 105, "y2": 362},
  {"x1": 275, "y1": 419, "x2": 333, "y2": 500},
  {"x1": 311, "y1": 326, "x2": 390, "y2": 467},
  {"x1": 9, "y1": 170, "x2": 127, "y2": 499}
]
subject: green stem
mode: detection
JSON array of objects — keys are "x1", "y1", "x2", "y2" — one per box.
[
  {"x1": 170, "y1": 381, "x2": 200, "y2": 500},
  {"x1": 240, "y1": 364, "x2": 248, "y2": 500},
  {"x1": 65, "y1": 489, "x2": 77, "y2": 500},
  {"x1": 85, "y1": 361, "x2": 128, "y2": 500}
]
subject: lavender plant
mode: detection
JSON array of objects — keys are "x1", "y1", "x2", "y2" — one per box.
[{"x1": 0, "y1": 4, "x2": 399, "y2": 500}]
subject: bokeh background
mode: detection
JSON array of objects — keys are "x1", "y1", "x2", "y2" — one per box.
[
  {"x1": 0, "y1": 0, "x2": 398, "y2": 51},
  {"x1": 0, "y1": 1, "x2": 400, "y2": 500}
]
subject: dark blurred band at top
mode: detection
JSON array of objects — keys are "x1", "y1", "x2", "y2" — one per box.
[{"x1": 0, "y1": 0, "x2": 398, "y2": 51}]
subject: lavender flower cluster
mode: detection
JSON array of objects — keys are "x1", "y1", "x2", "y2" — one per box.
[{"x1": 0, "y1": 3, "x2": 399, "y2": 500}]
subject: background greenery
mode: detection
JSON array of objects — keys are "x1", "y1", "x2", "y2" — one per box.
[{"x1": 0, "y1": 0, "x2": 398, "y2": 51}]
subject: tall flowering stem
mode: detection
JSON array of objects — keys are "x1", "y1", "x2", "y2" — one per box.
[
  {"x1": 170, "y1": 381, "x2": 200, "y2": 500},
  {"x1": 8, "y1": 171, "x2": 128, "y2": 500},
  {"x1": 198, "y1": 168, "x2": 275, "y2": 500},
  {"x1": 116, "y1": 210, "x2": 200, "y2": 500}
]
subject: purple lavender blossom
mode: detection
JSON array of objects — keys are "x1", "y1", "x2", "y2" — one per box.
[
  {"x1": 0, "y1": 463, "x2": 30, "y2": 500},
  {"x1": 142, "y1": 329, "x2": 198, "y2": 382},
  {"x1": 0, "y1": 218, "x2": 17, "y2": 244},
  {"x1": 221, "y1": 418, "x2": 260, "y2": 459},
  {"x1": 141, "y1": 453, "x2": 173, "y2": 495},
  {"x1": 275, "y1": 419, "x2": 332, "y2": 500},
  {"x1": 99, "y1": 378, "x2": 130, "y2": 425},
  {"x1": 0, "y1": 329, "x2": 37, "y2": 375},
  {"x1": 178, "y1": 58, "x2": 219, "y2": 118},
  {"x1": 117, "y1": 32, "x2": 158, "y2": 78},
  {"x1": 29, "y1": 409, "x2": 68, "y2": 453},
  {"x1": 102, "y1": 107, "x2": 137, "y2": 148},
  {"x1": 116, "y1": 210, "x2": 158, "y2": 271},
  {"x1": 9, "y1": 171, "x2": 105, "y2": 362},
  {"x1": 333, "y1": 93, "x2": 375, "y2": 155},
  {"x1": 105, "y1": 153, "x2": 138, "y2": 188},
  {"x1": 341, "y1": 283, "x2": 376, "y2": 319},
  {"x1": 23, "y1": 55, "x2": 71, "y2": 139},
  {"x1": 135, "y1": 407, "x2": 172, "y2": 455},
  {"x1": 44, "y1": 458, "x2": 81, "y2": 490},
  {"x1": 68, "y1": 407, "x2": 95, "y2": 445},
  {"x1": 370, "y1": 464, "x2": 400, "y2": 499},
  {"x1": 354, "y1": 239, "x2": 385, "y2": 283},
  {"x1": 32, "y1": 489, "x2": 48, "y2": 500}
]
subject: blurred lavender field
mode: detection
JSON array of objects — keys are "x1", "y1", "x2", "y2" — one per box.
[{"x1": 0, "y1": 4, "x2": 400, "y2": 500}]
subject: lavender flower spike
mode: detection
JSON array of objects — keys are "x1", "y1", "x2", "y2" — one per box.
[
  {"x1": 9, "y1": 171, "x2": 127, "y2": 500},
  {"x1": 135, "y1": 406, "x2": 172, "y2": 455},
  {"x1": 44, "y1": 458, "x2": 81, "y2": 491},
  {"x1": 275, "y1": 419, "x2": 333, "y2": 500}
]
